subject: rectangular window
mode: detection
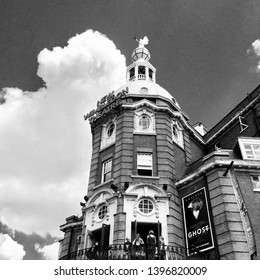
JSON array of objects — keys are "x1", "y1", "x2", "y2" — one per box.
[
  {"x1": 251, "y1": 175, "x2": 260, "y2": 191},
  {"x1": 137, "y1": 153, "x2": 152, "y2": 176},
  {"x1": 238, "y1": 138, "x2": 260, "y2": 160},
  {"x1": 102, "y1": 159, "x2": 112, "y2": 183}
]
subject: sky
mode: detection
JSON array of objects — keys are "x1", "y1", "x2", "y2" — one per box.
[{"x1": 0, "y1": 0, "x2": 260, "y2": 260}]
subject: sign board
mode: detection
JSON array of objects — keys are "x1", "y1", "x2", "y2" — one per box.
[
  {"x1": 182, "y1": 188, "x2": 214, "y2": 256},
  {"x1": 84, "y1": 87, "x2": 128, "y2": 123}
]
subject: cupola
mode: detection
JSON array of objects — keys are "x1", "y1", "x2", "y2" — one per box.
[{"x1": 127, "y1": 36, "x2": 156, "y2": 83}]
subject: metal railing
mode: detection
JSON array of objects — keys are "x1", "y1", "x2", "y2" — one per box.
[{"x1": 59, "y1": 244, "x2": 187, "y2": 260}]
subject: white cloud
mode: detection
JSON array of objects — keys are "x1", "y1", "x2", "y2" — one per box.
[
  {"x1": 0, "y1": 30, "x2": 126, "y2": 236},
  {"x1": 36, "y1": 242, "x2": 60, "y2": 260},
  {"x1": 249, "y1": 39, "x2": 260, "y2": 72},
  {"x1": 0, "y1": 233, "x2": 25, "y2": 260}
]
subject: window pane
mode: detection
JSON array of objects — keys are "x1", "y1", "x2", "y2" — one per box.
[
  {"x1": 138, "y1": 199, "x2": 153, "y2": 214},
  {"x1": 138, "y1": 66, "x2": 145, "y2": 74},
  {"x1": 107, "y1": 123, "x2": 115, "y2": 137},
  {"x1": 139, "y1": 115, "x2": 150, "y2": 130},
  {"x1": 104, "y1": 160, "x2": 112, "y2": 173},
  {"x1": 98, "y1": 205, "x2": 107, "y2": 220},
  {"x1": 149, "y1": 68, "x2": 153, "y2": 78},
  {"x1": 104, "y1": 171, "x2": 111, "y2": 181},
  {"x1": 172, "y1": 126, "x2": 179, "y2": 139},
  {"x1": 239, "y1": 138, "x2": 260, "y2": 160},
  {"x1": 129, "y1": 67, "x2": 135, "y2": 78},
  {"x1": 138, "y1": 153, "x2": 152, "y2": 167},
  {"x1": 137, "y1": 153, "x2": 152, "y2": 176},
  {"x1": 103, "y1": 159, "x2": 112, "y2": 182}
]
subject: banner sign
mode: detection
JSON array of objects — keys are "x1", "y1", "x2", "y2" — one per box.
[
  {"x1": 182, "y1": 188, "x2": 214, "y2": 256},
  {"x1": 229, "y1": 167, "x2": 257, "y2": 260},
  {"x1": 84, "y1": 87, "x2": 128, "y2": 123}
]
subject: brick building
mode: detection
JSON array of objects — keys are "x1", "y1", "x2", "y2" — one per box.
[{"x1": 58, "y1": 38, "x2": 260, "y2": 260}]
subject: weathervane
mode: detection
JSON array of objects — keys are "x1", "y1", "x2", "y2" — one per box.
[{"x1": 134, "y1": 36, "x2": 149, "y2": 48}]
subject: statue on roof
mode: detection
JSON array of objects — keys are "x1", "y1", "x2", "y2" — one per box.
[{"x1": 134, "y1": 36, "x2": 149, "y2": 48}]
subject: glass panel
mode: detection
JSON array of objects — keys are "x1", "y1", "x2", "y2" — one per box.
[
  {"x1": 138, "y1": 154, "x2": 152, "y2": 167},
  {"x1": 129, "y1": 67, "x2": 135, "y2": 78},
  {"x1": 98, "y1": 205, "x2": 107, "y2": 220},
  {"x1": 149, "y1": 68, "x2": 153, "y2": 78},
  {"x1": 139, "y1": 115, "x2": 150, "y2": 130},
  {"x1": 244, "y1": 144, "x2": 252, "y2": 150},
  {"x1": 104, "y1": 171, "x2": 111, "y2": 181},
  {"x1": 139, "y1": 199, "x2": 153, "y2": 214},
  {"x1": 103, "y1": 159, "x2": 112, "y2": 182},
  {"x1": 138, "y1": 66, "x2": 145, "y2": 74},
  {"x1": 104, "y1": 160, "x2": 112, "y2": 173},
  {"x1": 107, "y1": 123, "x2": 115, "y2": 137}
]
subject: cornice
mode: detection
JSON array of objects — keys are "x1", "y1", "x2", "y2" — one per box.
[
  {"x1": 176, "y1": 157, "x2": 260, "y2": 188},
  {"x1": 205, "y1": 94, "x2": 260, "y2": 144},
  {"x1": 122, "y1": 99, "x2": 205, "y2": 145}
]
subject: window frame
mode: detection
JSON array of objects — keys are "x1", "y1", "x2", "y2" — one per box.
[
  {"x1": 97, "y1": 204, "x2": 108, "y2": 220},
  {"x1": 238, "y1": 138, "x2": 260, "y2": 161},
  {"x1": 134, "y1": 109, "x2": 155, "y2": 134},
  {"x1": 138, "y1": 115, "x2": 151, "y2": 130},
  {"x1": 172, "y1": 120, "x2": 184, "y2": 148},
  {"x1": 106, "y1": 122, "x2": 115, "y2": 137},
  {"x1": 101, "y1": 158, "x2": 112, "y2": 183},
  {"x1": 138, "y1": 198, "x2": 154, "y2": 215},
  {"x1": 251, "y1": 174, "x2": 260, "y2": 191},
  {"x1": 137, "y1": 153, "x2": 153, "y2": 176},
  {"x1": 100, "y1": 119, "x2": 117, "y2": 150}
]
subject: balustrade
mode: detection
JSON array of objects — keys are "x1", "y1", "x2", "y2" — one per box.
[{"x1": 59, "y1": 244, "x2": 187, "y2": 260}]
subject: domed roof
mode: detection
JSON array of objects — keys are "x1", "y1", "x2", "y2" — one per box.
[{"x1": 115, "y1": 80, "x2": 181, "y2": 109}]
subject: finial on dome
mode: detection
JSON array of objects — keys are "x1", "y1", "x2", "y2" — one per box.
[
  {"x1": 132, "y1": 36, "x2": 150, "y2": 62},
  {"x1": 134, "y1": 36, "x2": 149, "y2": 48}
]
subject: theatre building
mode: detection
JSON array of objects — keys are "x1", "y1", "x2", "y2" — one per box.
[{"x1": 58, "y1": 38, "x2": 260, "y2": 260}]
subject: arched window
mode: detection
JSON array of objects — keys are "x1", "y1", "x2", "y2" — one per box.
[
  {"x1": 100, "y1": 119, "x2": 116, "y2": 150},
  {"x1": 134, "y1": 109, "x2": 155, "y2": 134},
  {"x1": 107, "y1": 123, "x2": 115, "y2": 137},
  {"x1": 138, "y1": 115, "x2": 151, "y2": 130},
  {"x1": 172, "y1": 120, "x2": 184, "y2": 148}
]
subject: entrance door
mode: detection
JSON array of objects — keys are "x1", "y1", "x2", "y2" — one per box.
[
  {"x1": 131, "y1": 221, "x2": 161, "y2": 244},
  {"x1": 91, "y1": 224, "x2": 110, "y2": 249}
]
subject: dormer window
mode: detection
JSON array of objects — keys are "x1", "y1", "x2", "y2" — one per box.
[
  {"x1": 238, "y1": 138, "x2": 260, "y2": 160},
  {"x1": 100, "y1": 119, "x2": 116, "y2": 150},
  {"x1": 172, "y1": 120, "x2": 184, "y2": 148},
  {"x1": 134, "y1": 108, "x2": 155, "y2": 134}
]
